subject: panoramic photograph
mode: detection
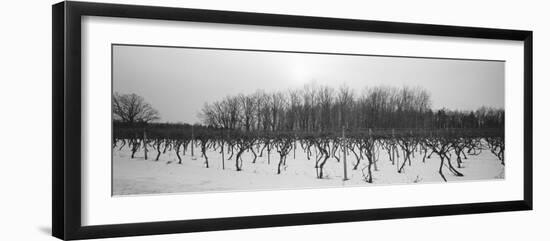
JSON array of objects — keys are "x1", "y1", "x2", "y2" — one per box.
[{"x1": 111, "y1": 44, "x2": 505, "y2": 196}]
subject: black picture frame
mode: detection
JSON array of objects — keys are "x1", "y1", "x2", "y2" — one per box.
[{"x1": 52, "y1": 1, "x2": 533, "y2": 240}]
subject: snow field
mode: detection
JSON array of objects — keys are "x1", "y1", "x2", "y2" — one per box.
[{"x1": 113, "y1": 142, "x2": 504, "y2": 195}]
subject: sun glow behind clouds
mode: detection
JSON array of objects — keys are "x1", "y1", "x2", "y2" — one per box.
[
  {"x1": 286, "y1": 53, "x2": 348, "y2": 89},
  {"x1": 288, "y1": 54, "x2": 313, "y2": 86}
]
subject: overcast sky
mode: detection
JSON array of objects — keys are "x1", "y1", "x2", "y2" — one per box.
[{"x1": 113, "y1": 45, "x2": 504, "y2": 124}]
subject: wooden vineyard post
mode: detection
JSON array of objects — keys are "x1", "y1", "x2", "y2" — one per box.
[
  {"x1": 143, "y1": 129, "x2": 148, "y2": 160},
  {"x1": 222, "y1": 131, "x2": 226, "y2": 170},
  {"x1": 342, "y1": 126, "x2": 348, "y2": 181},
  {"x1": 293, "y1": 134, "x2": 296, "y2": 160},
  {"x1": 221, "y1": 143, "x2": 225, "y2": 170},
  {"x1": 191, "y1": 125, "x2": 196, "y2": 160},
  {"x1": 393, "y1": 129, "x2": 397, "y2": 172},
  {"x1": 267, "y1": 144, "x2": 270, "y2": 165},
  {"x1": 370, "y1": 128, "x2": 377, "y2": 171}
]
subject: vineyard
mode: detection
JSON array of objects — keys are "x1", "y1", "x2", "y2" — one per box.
[
  {"x1": 113, "y1": 125, "x2": 504, "y2": 192},
  {"x1": 112, "y1": 85, "x2": 505, "y2": 194}
]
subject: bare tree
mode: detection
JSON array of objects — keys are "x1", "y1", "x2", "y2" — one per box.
[
  {"x1": 225, "y1": 96, "x2": 241, "y2": 129},
  {"x1": 260, "y1": 93, "x2": 273, "y2": 131},
  {"x1": 301, "y1": 83, "x2": 318, "y2": 131},
  {"x1": 238, "y1": 94, "x2": 256, "y2": 132},
  {"x1": 337, "y1": 85, "x2": 354, "y2": 129},
  {"x1": 317, "y1": 86, "x2": 334, "y2": 131},
  {"x1": 113, "y1": 92, "x2": 160, "y2": 124},
  {"x1": 270, "y1": 92, "x2": 286, "y2": 131},
  {"x1": 286, "y1": 89, "x2": 302, "y2": 131}
]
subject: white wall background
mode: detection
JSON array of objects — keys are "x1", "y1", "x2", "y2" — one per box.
[{"x1": 0, "y1": 0, "x2": 546, "y2": 240}]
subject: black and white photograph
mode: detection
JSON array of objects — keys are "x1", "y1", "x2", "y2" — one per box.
[
  {"x1": 112, "y1": 44, "x2": 505, "y2": 196},
  {"x1": 0, "y1": 0, "x2": 542, "y2": 240}
]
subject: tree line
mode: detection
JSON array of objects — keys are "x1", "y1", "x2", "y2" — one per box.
[{"x1": 199, "y1": 84, "x2": 504, "y2": 132}]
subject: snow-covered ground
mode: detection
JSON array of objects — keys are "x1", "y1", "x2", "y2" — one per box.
[{"x1": 113, "y1": 143, "x2": 504, "y2": 196}]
